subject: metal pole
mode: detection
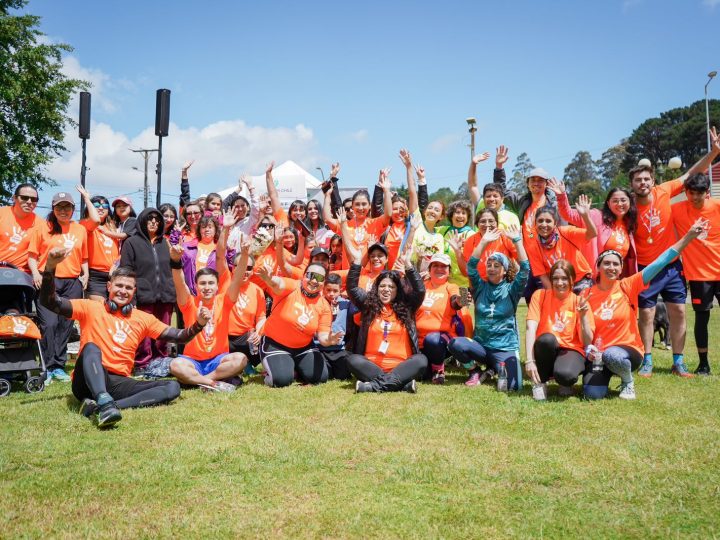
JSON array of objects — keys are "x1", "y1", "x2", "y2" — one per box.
[
  {"x1": 706, "y1": 78, "x2": 714, "y2": 187},
  {"x1": 469, "y1": 124, "x2": 476, "y2": 160},
  {"x1": 156, "y1": 136, "x2": 163, "y2": 209},
  {"x1": 80, "y1": 138, "x2": 87, "y2": 217},
  {"x1": 143, "y1": 152, "x2": 150, "y2": 208}
]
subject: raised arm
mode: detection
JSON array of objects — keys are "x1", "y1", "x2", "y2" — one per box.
[
  {"x1": 265, "y1": 161, "x2": 282, "y2": 214},
  {"x1": 467, "y1": 151, "x2": 491, "y2": 208},
  {"x1": 227, "y1": 235, "x2": 250, "y2": 303},
  {"x1": 574, "y1": 195, "x2": 597, "y2": 241},
  {"x1": 76, "y1": 185, "x2": 100, "y2": 225},
  {"x1": 416, "y1": 165, "x2": 428, "y2": 212},
  {"x1": 39, "y1": 248, "x2": 74, "y2": 317},
  {"x1": 378, "y1": 168, "x2": 393, "y2": 222},
  {"x1": 401, "y1": 253, "x2": 426, "y2": 311},
  {"x1": 179, "y1": 160, "x2": 194, "y2": 208},
  {"x1": 346, "y1": 261, "x2": 368, "y2": 309},
  {"x1": 323, "y1": 184, "x2": 339, "y2": 229},
  {"x1": 399, "y1": 149, "x2": 419, "y2": 214},
  {"x1": 159, "y1": 307, "x2": 209, "y2": 343},
  {"x1": 256, "y1": 262, "x2": 285, "y2": 297},
  {"x1": 680, "y1": 126, "x2": 720, "y2": 183},
  {"x1": 169, "y1": 244, "x2": 191, "y2": 307},
  {"x1": 548, "y1": 178, "x2": 582, "y2": 227},
  {"x1": 216, "y1": 208, "x2": 239, "y2": 277},
  {"x1": 337, "y1": 207, "x2": 363, "y2": 264},
  {"x1": 642, "y1": 217, "x2": 706, "y2": 284}
]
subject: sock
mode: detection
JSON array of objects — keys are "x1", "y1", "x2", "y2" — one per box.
[
  {"x1": 672, "y1": 353, "x2": 684, "y2": 365},
  {"x1": 96, "y1": 392, "x2": 113, "y2": 406},
  {"x1": 643, "y1": 353, "x2": 653, "y2": 365},
  {"x1": 698, "y1": 352, "x2": 709, "y2": 367}
]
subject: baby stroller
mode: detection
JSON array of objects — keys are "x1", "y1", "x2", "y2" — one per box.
[{"x1": 0, "y1": 263, "x2": 46, "y2": 397}]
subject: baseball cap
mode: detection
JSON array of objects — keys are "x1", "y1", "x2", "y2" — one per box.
[
  {"x1": 310, "y1": 247, "x2": 330, "y2": 259},
  {"x1": 527, "y1": 167, "x2": 550, "y2": 181},
  {"x1": 112, "y1": 196, "x2": 132, "y2": 207},
  {"x1": 429, "y1": 253, "x2": 451, "y2": 266},
  {"x1": 52, "y1": 192, "x2": 75, "y2": 207},
  {"x1": 367, "y1": 243, "x2": 389, "y2": 256}
]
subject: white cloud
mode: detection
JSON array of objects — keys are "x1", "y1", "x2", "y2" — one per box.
[
  {"x1": 348, "y1": 129, "x2": 369, "y2": 143},
  {"x1": 430, "y1": 133, "x2": 462, "y2": 154},
  {"x1": 703, "y1": 0, "x2": 720, "y2": 8},
  {"x1": 622, "y1": 0, "x2": 643, "y2": 11},
  {"x1": 61, "y1": 56, "x2": 116, "y2": 113}
]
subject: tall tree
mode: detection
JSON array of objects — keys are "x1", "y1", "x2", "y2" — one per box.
[
  {"x1": 597, "y1": 140, "x2": 627, "y2": 190},
  {"x1": 0, "y1": 0, "x2": 87, "y2": 198},
  {"x1": 509, "y1": 152, "x2": 534, "y2": 195},
  {"x1": 563, "y1": 150, "x2": 597, "y2": 196}
]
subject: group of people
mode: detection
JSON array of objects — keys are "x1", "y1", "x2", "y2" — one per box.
[{"x1": 2, "y1": 134, "x2": 719, "y2": 428}]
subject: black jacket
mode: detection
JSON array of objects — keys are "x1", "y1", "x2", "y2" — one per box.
[
  {"x1": 347, "y1": 263, "x2": 425, "y2": 356},
  {"x1": 492, "y1": 168, "x2": 559, "y2": 225},
  {"x1": 119, "y1": 208, "x2": 176, "y2": 305}
]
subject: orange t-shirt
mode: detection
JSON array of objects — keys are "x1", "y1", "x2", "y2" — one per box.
[
  {"x1": 602, "y1": 222, "x2": 630, "y2": 258},
  {"x1": 0, "y1": 206, "x2": 39, "y2": 273},
  {"x1": 416, "y1": 280, "x2": 459, "y2": 341},
  {"x1": 28, "y1": 221, "x2": 88, "y2": 278},
  {"x1": 526, "y1": 226, "x2": 591, "y2": 281},
  {"x1": 69, "y1": 299, "x2": 168, "y2": 377},
  {"x1": 522, "y1": 198, "x2": 544, "y2": 243},
  {"x1": 251, "y1": 244, "x2": 303, "y2": 294},
  {"x1": 179, "y1": 293, "x2": 234, "y2": 361},
  {"x1": 81, "y1": 219, "x2": 119, "y2": 273},
  {"x1": 328, "y1": 216, "x2": 389, "y2": 269},
  {"x1": 228, "y1": 281, "x2": 267, "y2": 336},
  {"x1": 384, "y1": 221, "x2": 408, "y2": 269},
  {"x1": 195, "y1": 240, "x2": 216, "y2": 271},
  {"x1": 635, "y1": 178, "x2": 683, "y2": 266},
  {"x1": 462, "y1": 232, "x2": 518, "y2": 280},
  {"x1": 263, "y1": 278, "x2": 332, "y2": 348},
  {"x1": 585, "y1": 272, "x2": 646, "y2": 356},
  {"x1": 672, "y1": 199, "x2": 720, "y2": 281},
  {"x1": 527, "y1": 289, "x2": 594, "y2": 355},
  {"x1": 365, "y1": 308, "x2": 413, "y2": 372},
  {"x1": 274, "y1": 208, "x2": 290, "y2": 228}
]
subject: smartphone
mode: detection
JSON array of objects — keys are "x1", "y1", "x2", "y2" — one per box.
[{"x1": 459, "y1": 287, "x2": 469, "y2": 305}]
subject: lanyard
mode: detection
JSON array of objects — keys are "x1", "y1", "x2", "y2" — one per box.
[{"x1": 382, "y1": 321, "x2": 390, "y2": 340}]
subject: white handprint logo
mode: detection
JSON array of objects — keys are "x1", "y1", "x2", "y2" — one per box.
[
  {"x1": 62, "y1": 233, "x2": 77, "y2": 249},
  {"x1": 12, "y1": 317, "x2": 28, "y2": 335},
  {"x1": 9, "y1": 226, "x2": 26, "y2": 245},
  {"x1": 698, "y1": 223, "x2": 710, "y2": 241},
  {"x1": 613, "y1": 228, "x2": 625, "y2": 245},
  {"x1": 599, "y1": 298, "x2": 617, "y2": 321},
  {"x1": 354, "y1": 227, "x2": 366, "y2": 243},
  {"x1": 297, "y1": 305, "x2": 314, "y2": 327},
  {"x1": 552, "y1": 311, "x2": 569, "y2": 333},
  {"x1": 546, "y1": 250, "x2": 565, "y2": 267},
  {"x1": 102, "y1": 234, "x2": 114, "y2": 248},
  {"x1": 197, "y1": 246, "x2": 212, "y2": 264},
  {"x1": 647, "y1": 208, "x2": 661, "y2": 228},
  {"x1": 423, "y1": 291, "x2": 442, "y2": 307},
  {"x1": 235, "y1": 294, "x2": 249, "y2": 311},
  {"x1": 111, "y1": 320, "x2": 130, "y2": 344}
]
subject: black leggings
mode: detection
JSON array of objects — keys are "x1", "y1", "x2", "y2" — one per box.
[
  {"x1": 695, "y1": 310, "x2": 710, "y2": 349},
  {"x1": 347, "y1": 353, "x2": 428, "y2": 392},
  {"x1": 72, "y1": 343, "x2": 180, "y2": 409},
  {"x1": 533, "y1": 333, "x2": 586, "y2": 386},
  {"x1": 36, "y1": 277, "x2": 83, "y2": 371},
  {"x1": 260, "y1": 336, "x2": 328, "y2": 388},
  {"x1": 229, "y1": 332, "x2": 260, "y2": 367}
]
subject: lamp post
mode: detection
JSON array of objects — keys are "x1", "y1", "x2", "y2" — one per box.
[
  {"x1": 315, "y1": 167, "x2": 326, "y2": 182},
  {"x1": 705, "y1": 71, "x2": 717, "y2": 188},
  {"x1": 466, "y1": 117, "x2": 477, "y2": 160},
  {"x1": 130, "y1": 148, "x2": 158, "y2": 209}
]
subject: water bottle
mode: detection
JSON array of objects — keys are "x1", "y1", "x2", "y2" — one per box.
[
  {"x1": 587, "y1": 344, "x2": 603, "y2": 372},
  {"x1": 497, "y1": 361, "x2": 508, "y2": 392},
  {"x1": 248, "y1": 331, "x2": 259, "y2": 356},
  {"x1": 532, "y1": 382, "x2": 547, "y2": 401}
]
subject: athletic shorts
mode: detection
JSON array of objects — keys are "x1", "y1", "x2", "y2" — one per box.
[
  {"x1": 689, "y1": 280, "x2": 720, "y2": 311},
  {"x1": 177, "y1": 353, "x2": 228, "y2": 376},
  {"x1": 86, "y1": 269, "x2": 110, "y2": 299},
  {"x1": 638, "y1": 260, "x2": 686, "y2": 308}
]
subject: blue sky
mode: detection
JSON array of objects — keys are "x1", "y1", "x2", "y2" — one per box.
[{"x1": 20, "y1": 0, "x2": 719, "y2": 210}]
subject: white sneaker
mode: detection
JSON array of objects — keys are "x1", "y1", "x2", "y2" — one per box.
[{"x1": 618, "y1": 381, "x2": 636, "y2": 400}]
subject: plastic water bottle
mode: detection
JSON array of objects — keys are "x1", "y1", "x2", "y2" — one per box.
[
  {"x1": 587, "y1": 344, "x2": 603, "y2": 372},
  {"x1": 532, "y1": 382, "x2": 547, "y2": 401},
  {"x1": 248, "y1": 331, "x2": 259, "y2": 356},
  {"x1": 497, "y1": 361, "x2": 508, "y2": 392}
]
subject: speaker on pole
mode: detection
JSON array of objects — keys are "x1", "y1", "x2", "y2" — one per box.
[
  {"x1": 155, "y1": 89, "x2": 171, "y2": 137},
  {"x1": 79, "y1": 92, "x2": 91, "y2": 139}
]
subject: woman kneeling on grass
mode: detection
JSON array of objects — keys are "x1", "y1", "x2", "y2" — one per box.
[
  {"x1": 525, "y1": 260, "x2": 594, "y2": 399},
  {"x1": 256, "y1": 262, "x2": 344, "y2": 387},
  {"x1": 582, "y1": 219, "x2": 705, "y2": 400},
  {"x1": 448, "y1": 225, "x2": 529, "y2": 390}
]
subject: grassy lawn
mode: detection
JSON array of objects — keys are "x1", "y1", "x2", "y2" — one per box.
[{"x1": 1, "y1": 306, "x2": 719, "y2": 538}]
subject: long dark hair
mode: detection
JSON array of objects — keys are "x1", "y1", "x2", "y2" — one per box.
[
  {"x1": 46, "y1": 210, "x2": 64, "y2": 235},
  {"x1": 304, "y1": 199, "x2": 325, "y2": 230},
  {"x1": 361, "y1": 270, "x2": 415, "y2": 331},
  {"x1": 602, "y1": 187, "x2": 637, "y2": 233},
  {"x1": 112, "y1": 202, "x2": 136, "y2": 226},
  {"x1": 159, "y1": 203, "x2": 178, "y2": 235},
  {"x1": 83, "y1": 195, "x2": 110, "y2": 224}
]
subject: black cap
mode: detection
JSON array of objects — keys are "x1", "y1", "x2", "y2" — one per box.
[
  {"x1": 310, "y1": 247, "x2": 330, "y2": 259},
  {"x1": 367, "y1": 243, "x2": 389, "y2": 256}
]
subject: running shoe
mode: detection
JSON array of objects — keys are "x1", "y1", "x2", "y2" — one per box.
[
  {"x1": 79, "y1": 399, "x2": 98, "y2": 418},
  {"x1": 431, "y1": 370, "x2": 445, "y2": 385},
  {"x1": 618, "y1": 381, "x2": 636, "y2": 400},
  {"x1": 671, "y1": 362, "x2": 695, "y2": 378},
  {"x1": 51, "y1": 368, "x2": 71, "y2": 382},
  {"x1": 200, "y1": 381, "x2": 237, "y2": 392},
  {"x1": 355, "y1": 381, "x2": 374, "y2": 393},
  {"x1": 478, "y1": 368, "x2": 495, "y2": 385},
  {"x1": 403, "y1": 380, "x2": 417, "y2": 394},
  {"x1": 464, "y1": 369, "x2": 481, "y2": 387},
  {"x1": 96, "y1": 402, "x2": 122, "y2": 428},
  {"x1": 637, "y1": 359, "x2": 653, "y2": 378},
  {"x1": 694, "y1": 363, "x2": 711, "y2": 376}
]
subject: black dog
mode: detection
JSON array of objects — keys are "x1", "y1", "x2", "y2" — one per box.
[{"x1": 654, "y1": 299, "x2": 671, "y2": 349}]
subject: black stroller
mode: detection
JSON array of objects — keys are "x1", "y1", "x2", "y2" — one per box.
[{"x1": 0, "y1": 263, "x2": 46, "y2": 396}]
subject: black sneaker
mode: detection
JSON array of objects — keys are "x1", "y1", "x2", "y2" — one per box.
[
  {"x1": 478, "y1": 368, "x2": 496, "y2": 385},
  {"x1": 694, "y1": 363, "x2": 711, "y2": 376},
  {"x1": 403, "y1": 380, "x2": 417, "y2": 394},
  {"x1": 97, "y1": 401, "x2": 122, "y2": 428},
  {"x1": 79, "y1": 399, "x2": 98, "y2": 418}
]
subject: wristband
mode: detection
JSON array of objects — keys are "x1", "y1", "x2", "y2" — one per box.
[
  {"x1": 511, "y1": 237, "x2": 521, "y2": 244},
  {"x1": 525, "y1": 360, "x2": 536, "y2": 365},
  {"x1": 170, "y1": 259, "x2": 183, "y2": 270}
]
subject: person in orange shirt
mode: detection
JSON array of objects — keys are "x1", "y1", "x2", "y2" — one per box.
[
  {"x1": 0, "y1": 183, "x2": 40, "y2": 273},
  {"x1": 415, "y1": 253, "x2": 470, "y2": 384},
  {"x1": 525, "y1": 198, "x2": 597, "y2": 294},
  {"x1": 168, "y1": 226, "x2": 250, "y2": 392},
  {"x1": 672, "y1": 172, "x2": 720, "y2": 375},
  {"x1": 582, "y1": 221, "x2": 705, "y2": 400},
  {"x1": 39, "y1": 249, "x2": 210, "y2": 428},
  {"x1": 81, "y1": 195, "x2": 120, "y2": 302},
  {"x1": 28, "y1": 188, "x2": 92, "y2": 383},
  {"x1": 256, "y1": 261, "x2": 344, "y2": 388},
  {"x1": 525, "y1": 260, "x2": 595, "y2": 399}
]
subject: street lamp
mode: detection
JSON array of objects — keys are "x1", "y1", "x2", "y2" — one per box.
[
  {"x1": 130, "y1": 148, "x2": 158, "y2": 209},
  {"x1": 315, "y1": 167, "x2": 326, "y2": 182},
  {"x1": 705, "y1": 71, "x2": 717, "y2": 187},
  {"x1": 466, "y1": 117, "x2": 477, "y2": 160}
]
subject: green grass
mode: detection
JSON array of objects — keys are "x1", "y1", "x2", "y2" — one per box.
[{"x1": 1, "y1": 306, "x2": 719, "y2": 538}]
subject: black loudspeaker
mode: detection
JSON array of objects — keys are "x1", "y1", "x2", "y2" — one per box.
[
  {"x1": 79, "y1": 92, "x2": 91, "y2": 139},
  {"x1": 155, "y1": 89, "x2": 171, "y2": 137}
]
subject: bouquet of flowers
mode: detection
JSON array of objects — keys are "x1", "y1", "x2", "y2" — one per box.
[
  {"x1": 413, "y1": 237, "x2": 441, "y2": 272},
  {"x1": 250, "y1": 226, "x2": 274, "y2": 257}
]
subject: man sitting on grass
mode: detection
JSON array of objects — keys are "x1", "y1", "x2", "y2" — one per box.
[{"x1": 40, "y1": 248, "x2": 211, "y2": 428}]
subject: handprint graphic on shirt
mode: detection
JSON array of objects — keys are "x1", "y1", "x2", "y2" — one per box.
[
  {"x1": 102, "y1": 234, "x2": 114, "y2": 248},
  {"x1": 551, "y1": 311, "x2": 569, "y2": 333},
  {"x1": 613, "y1": 228, "x2": 626, "y2": 245},
  {"x1": 297, "y1": 305, "x2": 314, "y2": 327},
  {"x1": 235, "y1": 294, "x2": 249, "y2": 311},
  {"x1": 545, "y1": 250, "x2": 566, "y2": 268},
  {"x1": 354, "y1": 227, "x2": 366, "y2": 243},
  {"x1": 9, "y1": 226, "x2": 26, "y2": 245},
  {"x1": 423, "y1": 291, "x2": 442, "y2": 307},
  {"x1": 647, "y1": 208, "x2": 661, "y2": 228},
  {"x1": 12, "y1": 317, "x2": 28, "y2": 335},
  {"x1": 62, "y1": 233, "x2": 77, "y2": 249},
  {"x1": 111, "y1": 320, "x2": 130, "y2": 344},
  {"x1": 599, "y1": 298, "x2": 617, "y2": 321},
  {"x1": 197, "y1": 246, "x2": 212, "y2": 264},
  {"x1": 698, "y1": 223, "x2": 710, "y2": 241},
  {"x1": 524, "y1": 211, "x2": 536, "y2": 234}
]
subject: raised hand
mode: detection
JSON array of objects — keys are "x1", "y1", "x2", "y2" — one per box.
[
  {"x1": 182, "y1": 160, "x2": 195, "y2": 173},
  {"x1": 378, "y1": 168, "x2": 392, "y2": 190},
  {"x1": 577, "y1": 294, "x2": 590, "y2": 313},
  {"x1": 257, "y1": 262, "x2": 273, "y2": 283},
  {"x1": 330, "y1": 162, "x2": 340, "y2": 178},
  {"x1": 169, "y1": 244, "x2": 184, "y2": 262},
  {"x1": 222, "y1": 207, "x2": 239, "y2": 229},
  {"x1": 711, "y1": 127, "x2": 720, "y2": 154},
  {"x1": 258, "y1": 193, "x2": 270, "y2": 209},
  {"x1": 239, "y1": 233, "x2": 251, "y2": 254},
  {"x1": 689, "y1": 217, "x2": 710, "y2": 240},
  {"x1": 446, "y1": 231, "x2": 462, "y2": 252},
  {"x1": 265, "y1": 161, "x2": 274, "y2": 176},
  {"x1": 472, "y1": 152, "x2": 491, "y2": 165},
  {"x1": 481, "y1": 228, "x2": 501, "y2": 244},
  {"x1": 414, "y1": 165, "x2": 426, "y2": 182},
  {"x1": 46, "y1": 247, "x2": 71, "y2": 269},
  {"x1": 547, "y1": 177, "x2": 566, "y2": 195},
  {"x1": 501, "y1": 224, "x2": 522, "y2": 242},
  {"x1": 75, "y1": 184, "x2": 91, "y2": 200},
  {"x1": 336, "y1": 206, "x2": 347, "y2": 224},
  {"x1": 239, "y1": 173, "x2": 254, "y2": 190},
  {"x1": 575, "y1": 194, "x2": 592, "y2": 216},
  {"x1": 197, "y1": 305, "x2": 212, "y2": 326},
  {"x1": 495, "y1": 145, "x2": 509, "y2": 168},
  {"x1": 399, "y1": 149, "x2": 412, "y2": 169},
  {"x1": 409, "y1": 212, "x2": 422, "y2": 230},
  {"x1": 274, "y1": 226, "x2": 284, "y2": 244}
]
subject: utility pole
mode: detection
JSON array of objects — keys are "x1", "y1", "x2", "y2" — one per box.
[{"x1": 130, "y1": 148, "x2": 158, "y2": 208}]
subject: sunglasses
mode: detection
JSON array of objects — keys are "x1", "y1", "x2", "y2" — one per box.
[
  {"x1": 93, "y1": 202, "x2": 110, "y2": 209},
  {"x1": 18, "y1": 194, "x2": 39, "y2": 203},
  {"x1": 304, "y1": 271, "x2": 325, "y2": 283},
  {"x1": 147, "y1": 216, "x2": 161, "y2": 223}
]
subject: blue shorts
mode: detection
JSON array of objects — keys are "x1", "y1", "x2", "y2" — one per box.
[
  {"x1": 179, "y1": 353, "x2": 228, "y2": 376},
  {"x1": 638, "y1": 260, "x2": 687, "y2": 308}
]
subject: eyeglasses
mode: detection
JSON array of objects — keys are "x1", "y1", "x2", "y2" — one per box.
[
  {"x1": 93, "y1": 202, "x2": 110, "y2": 209},
  {"x1": 17, "y1": 195, "x2": 39, "y2": 203},
  {"x1": 304, "y1": 271, "x2": 325, "y2": 283}
]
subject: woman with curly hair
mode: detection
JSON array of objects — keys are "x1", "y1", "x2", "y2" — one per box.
[
  {"x1": 448, "y1": 225, "x2": 530, "y2": 389},
  {"x1": 551, "y1": 180, "x2": 638, "y2": 276},
  {"x1": 343, "y1": 211, "x2": 427, "y2": 393},
  {"x1": 437, "y1": 199, "x2": 474, "y2": 286}
]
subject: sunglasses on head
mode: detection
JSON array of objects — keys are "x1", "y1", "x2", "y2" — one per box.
[
  {"x1": 93, "y1": 202, "x2": 110, "y2": 209},
  {"x1": 304, "y1": 271, "x2": 325, "y2": 283},
  {"x1": 18, "y1": 194, "x2": 39, "y2": 203}
]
